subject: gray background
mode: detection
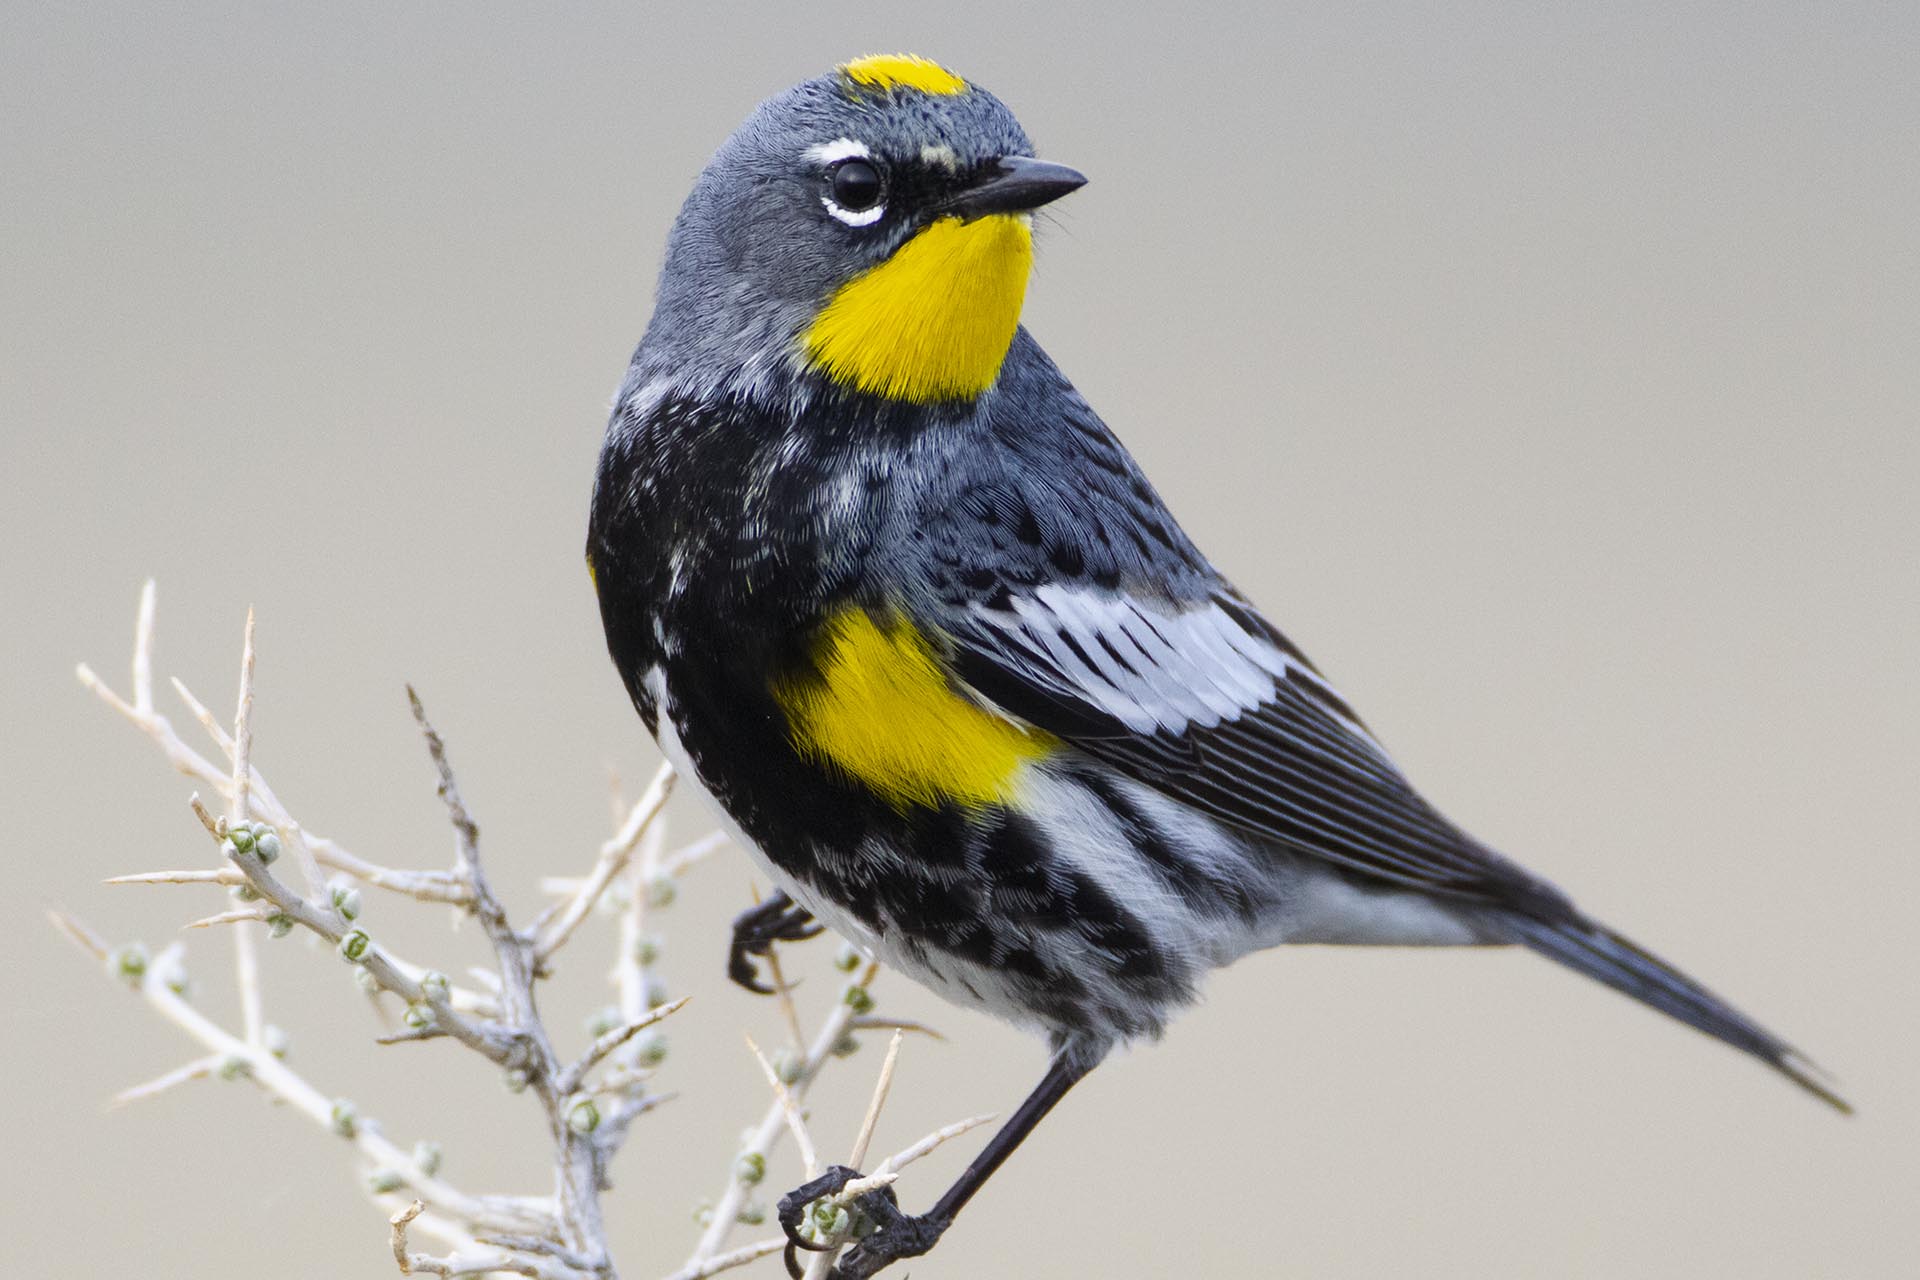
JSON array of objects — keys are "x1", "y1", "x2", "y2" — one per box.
[{"x1": 5, "y1": 3, "x2": 1914, "y2": 1276}]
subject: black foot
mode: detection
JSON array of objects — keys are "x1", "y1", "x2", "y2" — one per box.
[
  {"x1": 777, "y1": 1165, "x2": 947, "y2": 1280},
  {"x1": 727, "y1": 890, "x2": 824, "y2": 994}
]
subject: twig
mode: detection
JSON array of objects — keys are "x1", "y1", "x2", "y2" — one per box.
[
  {"x1": 390, "y1": 1201, "x2": 594, "y2": 1280},
  {"x1": 685, "y1": 959, "x2": 880, "y2": 1265},
  {"x1": 52, "y1": 910, "x2": 548, "y2": 1234},
  {"x1": 801, "y1": 1030, "x2": 904, "y2": 1280},
  {"x1": 231, "y1": 608, "x2": 256, "y2": 824},
  {"x1": 405, "y1": 686, "x2": 608, "y2": 1268},
  {"x1": 184, "y1": 908, "x2": 273, "y2": 930},
  {"x1": 110, "y1": 1054, "x2": 225, "y2": 1108},
  {"x1": 658, "y1": 1237, "x2": 788, "y2": 1280},
  {"x1": 557, "y1": 996, "x2": 690, "y2": 1096},
  {"x1": 537, "y1": 763, "x2": 675, "y2": 966},
  {"x1": 106, "y1": 869, "x2": 241, "y2": 886},
  {"x1": 746, "y1": 1034, "x2": 818, "y2": 1178},
  {"x1": 846, "y1": 1031, "x2": 903, "y2": 1173},
  {"x1": 847, "y1": 1016, "x2": 944, "y2": 1042}
]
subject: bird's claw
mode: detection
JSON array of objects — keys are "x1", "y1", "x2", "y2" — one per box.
[
  {"x1": 727, "y1": 891, "x2": 823, "y2": 995},
  {"x1": 777, "y1": 1164, "x2": 945, "y2": 1280}
]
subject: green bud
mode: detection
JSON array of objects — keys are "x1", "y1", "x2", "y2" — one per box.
[
  {"x1": 411, "y1": 1141, "x2": 442, "y2": 1178},
  {"x1": 634, "y1": 1031, "x2": 668, "y2": 1068},
  {"x1": 633, "y1": 934, "x2": 661, "y2": 965},
  {"x1": 644, "y1": 977, "x2": 671, "y2": 1009},
  {"x1": 503, "y1": 1067, "x2": 530, "y2": 1094},
  {"x1": 229, "y1": 883, "x2": 261, "y2": 903},
  {"x1": 735, "y1": 1151, "x2": 766, "y2": 1186},
  {"x1": 643, "y1": 876, "x2": 676, "y2": 908},
  {"x1": 159, "y1": 960, "x2": 191, "y2": 998},
  {"x1": 109, "y1": 942, "x2": 149, "y2": 985},
  {"x1": 771, "y1": 1048, "x2": 804, "y2": 1085},
  {"x1": 419, "y1": 971, "x2": 451, "y2": 1004},
  {"x1": 566, "y1": 1098, "x2": 601, "y2": 1135},
  {"x1": 811, "y1": 1202, "x2": 851, "y2": 1239},
  {"x1": 218, "y1": 1054, "x2": 251, "y2": 1081},
  {"x1": 263, "y1": 1024, "x2": 290, "y2": 1058},
  {"x1": 355, "y1": 966, "x2": 381, "y2": 993},
  {"x1": 253, "y1": 830, "x2": 282, "y2": 863},
  {"x1": 365, "y1": 1168, "x2": 406, "y2": 1195},
  {"x1": 332, "y1": 885, "x2": 362, "y2": 921},
  {"x1": 830, "y1": 1032, "x2": 860, "y2": 1059},
  {"x1": 403, "y1": 1002, "x2": 434, "y2": 1031},
  {"x1": 226, "y1": 827, "x2": 255, "y2": 855},
  {"x1": 266, "y1": 913, "x2": 295, "y2": 939},
  {"x1": 841, "y1": 984, "x2": 874, "y2": 1015},
  {"x1": 834, "y1": 942, "x2": 863, "y2": 973},
  {"x1": 330, "y1": 1098, "x2": 358, "y2": 1137},
  {"x1": 585, "y1": 1005, "x2": 622, "y2": 1038},
  {"x1": 338, "y1": 930, "x2": 371, "y2": 963},
  {"x1": 736, "y1": 1200, "x2": 767, "y2": 1226}
]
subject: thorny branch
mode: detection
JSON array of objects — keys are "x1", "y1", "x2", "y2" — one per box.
[{"x1": 61, "y1": 585, "x2": 980, "y2": 1279}]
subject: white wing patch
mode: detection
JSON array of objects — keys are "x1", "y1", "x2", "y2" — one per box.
[{"x1": 974, "y1": 586, "x2": 1387, "y2": 759}]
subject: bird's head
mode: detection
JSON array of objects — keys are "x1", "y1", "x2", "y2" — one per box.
[{"x1": 643, "y1": 55, "x2": 1086, "y2": 406}]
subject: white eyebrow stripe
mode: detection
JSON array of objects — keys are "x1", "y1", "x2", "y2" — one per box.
[{"x1": 805, "y1": 137, "x2": 872, "y2": 165}]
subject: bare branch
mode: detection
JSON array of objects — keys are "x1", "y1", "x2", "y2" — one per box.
[
  {"x1": 557, "y1": 997, "x2": 690, "y2": 1096},
  {"x1": 106, "y1": 869, "x2": 242, "y2": 886},
  {"x1": 658, "y1": 1237, "x2": 787, "y2": 1280},
  {"x1": 847, "y1": 1016, "x2": 945, "y2": 1042},
  {"x1": 392, "y1": 1201, "x2": 595, "y2": 1280},
  {"x1": 846, "y1": 1030, "x2": 903, "y2": 1173},
  {"x1": 111, "y1": 1054, "x2": 225, "y2": 1108},
  {"x1": 132, "y1": 578, "x2": 156, "y2": 713},
  {"x1": 746, "y1": 1034, "x2": 818, "y2": 1179},
  {"x1": 536, "y1": 763, "x2": 674, "y2": 964},
  {"x1": 685, "y1": 959, "x2": 881, "y2": 1265},
  {"x1": 230, "y1": 608, "x2": 256, "y2": 823},
  {"x1": 52, "y1": 910, "x2": 548, "y2": 1234},
  {"x1": 184, "y1": 907, "x2": 274, "y2": 930}
]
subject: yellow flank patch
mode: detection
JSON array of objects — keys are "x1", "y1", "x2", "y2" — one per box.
[
  {"x1": 803, "y1": 214, "x2": 1033, "y2": 402},
  {"x1": 774, "y1": 608, "x2": 1055, "y2": 812},
  {"x1": 840, "y1": 54, "x2": 967, "y2": 96}
]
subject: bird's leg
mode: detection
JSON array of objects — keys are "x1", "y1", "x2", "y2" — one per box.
[
  {"x1": 778, "y1": 1047, "x2": 1098, "y2": 1279},
  {"x1": 727, "y1": 889, "x2": 824, "y2": 994}
]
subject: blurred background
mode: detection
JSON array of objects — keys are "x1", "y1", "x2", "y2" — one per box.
[{"x1": 4, "y1": 3, "x2": 1915, "y2": 1276}]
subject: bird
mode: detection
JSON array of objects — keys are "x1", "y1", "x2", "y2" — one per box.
[{"x1": 587, "y1": 53, "x2": 1845, "y2": 1278}]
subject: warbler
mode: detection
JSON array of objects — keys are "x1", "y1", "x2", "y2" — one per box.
[{"x1": 588, "y1": 54, "x2": 1844, "y2": 1277}]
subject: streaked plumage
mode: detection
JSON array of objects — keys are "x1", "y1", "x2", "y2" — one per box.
[{"x1": 588, "y1": 54, "x2": 1844, "y2": 1278}]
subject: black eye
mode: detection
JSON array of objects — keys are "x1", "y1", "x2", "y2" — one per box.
[{"x1": 830, "y1": 159, "x2": 884, "y2": 212}]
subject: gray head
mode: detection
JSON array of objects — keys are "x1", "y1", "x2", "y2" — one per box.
[{"x1": 635, "y1": 55, "x2": 1086, "y2": 406}]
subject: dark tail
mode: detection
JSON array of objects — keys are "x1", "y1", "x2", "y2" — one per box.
[{"x1": 1493, "y1": 912, "x2": 1850, "y2": 1113}]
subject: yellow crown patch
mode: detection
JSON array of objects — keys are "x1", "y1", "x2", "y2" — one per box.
[{"x1": 840, "y1": 54, "x2": 967, "y2": 97}]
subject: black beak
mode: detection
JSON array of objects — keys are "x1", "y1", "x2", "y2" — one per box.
[{"x1": 942, "y1": 155, "x2": 1088, "y2": 220}]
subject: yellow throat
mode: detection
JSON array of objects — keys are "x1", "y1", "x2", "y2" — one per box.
[{"x1": 802, "y1": 213, "x2": 1034, "y2": 403}]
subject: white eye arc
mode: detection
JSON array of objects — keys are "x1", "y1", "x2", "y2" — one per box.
[
  {"x1": 804, "y1": 138, "x2": 888, "y2": 228},
  {"x1": 822, "y1": 194, "x2": 886, "y2": 227}
]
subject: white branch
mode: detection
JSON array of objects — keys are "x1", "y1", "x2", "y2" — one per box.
[
  {"x1": 686, "y1": 959, "x2": 881, "y2": 1265},
  {"x1": 53, "y1": 910, "x2": 547, "y2": 1234},
  {"x1": 536, "y1": 763, "x2": 674, "y2": 964}
]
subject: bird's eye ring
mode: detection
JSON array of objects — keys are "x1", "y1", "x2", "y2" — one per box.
[{"x1": 823, "y1": 158, "x2": 886, "y2": 227}]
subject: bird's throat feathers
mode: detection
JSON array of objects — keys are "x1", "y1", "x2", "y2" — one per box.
[{"x1": 803, "y1": 214, "x2": 1033, "y2": 404}]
